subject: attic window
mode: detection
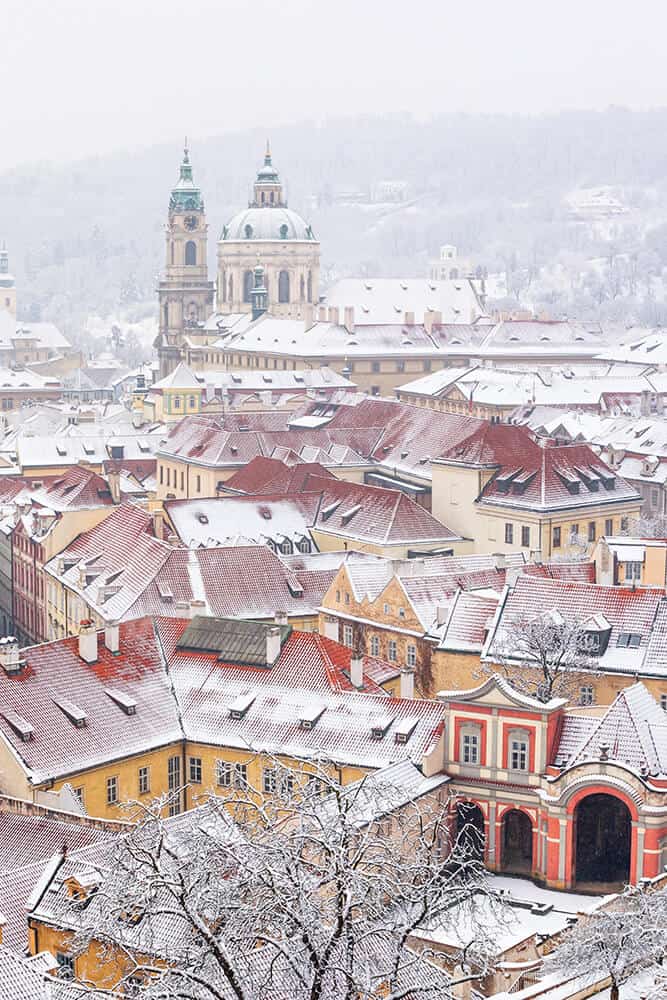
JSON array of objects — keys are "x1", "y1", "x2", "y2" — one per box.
[
  {"x1": 53, "y1": 697, "x2": 87, "y2": 728},
  {"x1": 495, "y1": 468, "x2": 522, "y2": 493},
  {"x1": 617, "y1": 632, "x2": 641, "y2": 648},
  {"x1": 56, "y1": 444, "x2": 68, "y2": 456},
  {"x1": 197, "y1": 513, "x2": 209, "y2": 525},
  {"x1": 371, "y1": 716, "x2": 394, "y2": 740},
  {"x1": 1, "y1": 708, "x2": 34, "y2": 742},
  {"x1": 555, "y1": 467, "x2": 580, "y2": 495},
  {"x1": 105, "y1": 688, "x2": 137, "y2": 716},
  {"x1": 82, "y1": 443, "x2": 95, "y2": 456},
  {"x1": 299, "y1": 704, "x2": 326, "y2": 730},
  {"x1": 395, "y1": 717, "x2": 418, "y2": 744},
  {"x1": 259, "y1": 506, "x2": 272, "y2": 520},
  {"x1": 229, "y1": 692, "x2": 256, "y2": 719}
]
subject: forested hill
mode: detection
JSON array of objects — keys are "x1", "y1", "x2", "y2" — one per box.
[{"x1": 4, "y1": 108, "x2": 667, "y2": 342}]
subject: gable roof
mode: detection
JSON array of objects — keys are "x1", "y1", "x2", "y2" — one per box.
[
  {"x1": 555, "y1": 683, "x2": 667, "y2": 777},
  {"x1": 437, "y1": 673, "x2": 566, "y2": 712},
  {"x1": 224, "y1": 456, "x2": 335, "y2": 494}
]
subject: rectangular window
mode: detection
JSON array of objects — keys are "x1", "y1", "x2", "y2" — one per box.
[
  {"x1": 263, "y1": 768, "x2": 277, "y2": 794},
  {"x1": 73, "y1": 786, "x2": 85, "y2": 806},
  {"x1": 462, "y1": 732, "x2": 479, "y2": 764},
  {"x1": 621, "y1": 517, "x2": 629, "y2": 532},
  {"x1": 106, "y1": 775, "x2": 118, "y2": 805},
  {"x1": 343, "y1": 624, "x2": 354, "y2": 648},
  {"x1": 406, "y1": 643, "x2": 416, "y2": 667},
  {"x1": 388, "y1": 640, "x2": 397, "y2": 661},
  {"x1": 521, "y1": 525, "x2": 530, "y2": 548},
  {"x1": 570, "y1": 523, "x2": 579, "y2": 540},
  {"x1": 160, "y1": 465, "x2": 163, "y2": 485},
  {"x1": 189, "y1": 756, "x2": 202, "y2": 784},
  {"x1": 578, "y1": 686, "x2": 594, "y2": 706},
  {"x1": 588, "y1": 521, "x2": 596, "y2": 543},
  {"x1": 370, "y1": 635, "x2": 379, "y2": 657},
  {"x1": 371, "y1": 361, "x2": 381, "y2": 373},
  {"x1": 168, "y1": 755, "x2": 181, "y2": 816},
  {"x1": 510, "y1": 739, "x2": 528, "y2": 771},
  {"x1": 605, "y1": 518, "x2": 613, "y2": 536},
  {"x1": 56, "y1": 953, "x2": 75, "y2": 980},
  {"x1": 504, "y1": 523, "x2": 513, "y2": 545},
  {"x1": 624, "y1": 561, "x2": 642, "y2": 581},
  {"x1": 396, "y1": 360, "x2": 405, "y2": 373},
  {"x1": 552, "y1": 526, "x2": 561, "y2": 549},
  {"x1": 196, "y1": 475, "x2": 201, "y2": 492},
  {"x1": 217, "y1": 762, "x2": 248, "y2": 789},
  {"x1": 423, "y1": 360, "x2": 432, "y2": 372},
  {"x1": 180, "y1": 470, "x2": 184, "y2": 491},
  {"x1": 138, "y1": 766, "x2": 150, "y2": 795}
]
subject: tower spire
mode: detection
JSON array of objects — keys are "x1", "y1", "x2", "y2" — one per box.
[
  {"x1": 265, "y1": 138, "x2": 271, "y2": 164},
  {"x1": 183, "y1": 136, "x2": 189, "y2": 164}
]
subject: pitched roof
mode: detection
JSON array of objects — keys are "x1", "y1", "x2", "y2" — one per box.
[
  {"x1": 555, "y1": 683, "x2": 667, "y2": 777},
  {"x1": 485, "y1": 576, "x2": 666, "y2": 676},
  {"x1": 0, "y1": 948, "x2": 85, "y2": 999},
  {"x1": 305, "y1": 475, "x2": 459, "y2": 544},
  {"x1": 164, "y1": 493, "x2": 320, "y2": 548},
  {"x1": 0, "y1": 617, "x2": 445, "y2": 781},
  {"x1": 224, "y1": 456, "x2": 334, "y2": 494}
]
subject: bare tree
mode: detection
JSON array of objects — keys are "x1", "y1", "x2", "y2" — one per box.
[
  {"x1": 67, "y1": 759, "x2": 499, "y2": 1000},
  {"x1": 623, "y1": 514, "x2": 667, "y2": 539},
  {"x1": 542, "y1": 885, "x2": 667, "y2": 1000},
  {"x1": 487, "y1": 609, "x2": 599, "y2": 703}
]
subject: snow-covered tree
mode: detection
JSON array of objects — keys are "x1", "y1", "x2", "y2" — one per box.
[
  {"x1": 69, "y1": 760, "x2": 499, "y2": 1000},
  {"x1": 542, "y1": 885, "x2": 667, "y2": 1000},
  {"x1": 488, "y1": 610, "x2": 598, "y2": 703},
  {"x1": 623, "y1": 514, "x2": 667, "y2": 539}
]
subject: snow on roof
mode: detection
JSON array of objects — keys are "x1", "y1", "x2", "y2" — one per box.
[
  {"x1": 324, "y1": 276, "x2": 486, "y2": 325},
  {"x1": 166, "y1": 493, "x2": 319, "y2": 548},
  {"x1": 485, "y1": 576, "x2": 666, "y2": 676},
  {"x1": 0, "y1": 617, "x2": 446, "y2": 782}
]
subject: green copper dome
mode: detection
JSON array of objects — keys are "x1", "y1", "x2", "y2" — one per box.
[{"x1": 169, "y1": 140, "x2": 203, "y2": 213}]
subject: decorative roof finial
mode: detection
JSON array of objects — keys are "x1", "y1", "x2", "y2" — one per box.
[
  {"x1": 265, "y1": 138, "x2": 271, "y2": 165},
  {"x1": 183, "y1": 136, "x2": 190, "y2": 164}
]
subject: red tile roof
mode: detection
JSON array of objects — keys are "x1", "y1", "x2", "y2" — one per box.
[
  {"x1": 0, "y1": 618, "x2": 446, "y2": 781},
  {"x1": 224, "y1": 456, "x2": 335, "y2": 495}
]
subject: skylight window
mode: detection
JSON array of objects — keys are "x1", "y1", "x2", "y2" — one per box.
[
  {"x1": 299, "y1": 704, "x2": 326, "y2": 730},
  {"x1": 395, "y1": 717, "x2": 419, "y2": 744},
  {"x1": 371, "y1": 716, "x2": 394, "y2": 740},
  {"x1": 53, "y1": 697, "x2": 87, "y2": 728},
  {"x1": 616, "y1": 632, "x2": 642, "y2": 648},
  {"x1": 229, "y1": 692, "x2": 256, "y2": 719}
]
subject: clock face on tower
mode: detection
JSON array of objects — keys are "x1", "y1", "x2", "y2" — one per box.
[{"x1": 184, "y1": 215, "x2": 198, "y2": 231}]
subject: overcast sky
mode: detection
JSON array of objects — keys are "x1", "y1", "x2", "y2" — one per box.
[{"x1": 3, "y1": 0, "x2": 667, "y2": 171}]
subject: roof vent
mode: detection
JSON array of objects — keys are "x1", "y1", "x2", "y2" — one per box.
[
  {"x1": 197, "y1": 513, "x2": 209, "y2": 525},
  {"x1": 371, "y1": 716, "x2": 394, "y2": 740},
  {"x1": 299, "y1": 704, "x2": 326, "y2": 730},
  {"x1": 53, "y1": 697, "x2": 87, "y2": 728},
  {"x1": 340, "y1": 503, "x2": 361, "y2": 525},
  {"x1": 320, "y1": 500, "x2": 342, "y2": 521},
  {"x1": 157, "y1": 581, "x2": 174, "y2": 602},
  {"x1": 229, "y1": 692, "x2": 256, "y2": 719},
  {"x1": 105, "y1": 688, "x2": 137, "y2": 716},
  {"x1": 1, "y1": 707, "x2": 34, "y2": 741},
  {"x1": 395, "y1": 716, "x2": 419, "y2": 745}
]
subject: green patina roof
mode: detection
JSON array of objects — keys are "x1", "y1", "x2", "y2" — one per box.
[{"x1": 169, "y1": 141, "x2": 203, "y2": 213}]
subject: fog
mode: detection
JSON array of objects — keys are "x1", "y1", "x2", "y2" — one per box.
[{"x1": 3, "y1": 0, "x2": 667, "y2": 170}]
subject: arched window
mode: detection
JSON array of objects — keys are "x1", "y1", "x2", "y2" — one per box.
[
  {"x1": 278, "y1": 270, "x2": 290, "y2": 303},
  {"x1": 279, "y1": 224, "x2": 289, "y2": 240},
  {"x1": 270, "y1": 191, "x2": 275, "y2": 204},
  {"x1": 187, "y1": 303, "x2": 199, "y2": 323},
  {"x1": 163, "y1": 302, "x2": 169, "y2": 329},
  {"x1": 170, "y1": 241, "x2": 175, "y2": 265},
  {"x1": 243, "y1": 270, "x2": 253, "y2": 303},
  {"x1": 300, "y1": 275, "x2": 305, "y2": 302},
  {"x1": 185, "y1": 241, "x2": 197, "y2": 266},
  {"x1": 244, "y1": 224, "x2": 253, "y2": 239},
  {"x1": 228, "y1": 275, "x2": 233, "y2": 302},
  {"x1": 261, "y1": 192, "x2": 266, "y2": 204},
  {"x1": 307, "y1": 270, "x2": 313, "y2": 303},
  {"x1": 221, "y1": 271, "x2": 227, "y2": 302}
]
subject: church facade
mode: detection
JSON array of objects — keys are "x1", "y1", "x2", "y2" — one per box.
[{"x1": 155, "y1": 143, "x2": 319, "y2": 378}]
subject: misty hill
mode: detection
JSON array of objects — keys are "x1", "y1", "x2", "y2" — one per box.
[{"x1": 4, "y1": 108, "x2": 667, "y2": 344}]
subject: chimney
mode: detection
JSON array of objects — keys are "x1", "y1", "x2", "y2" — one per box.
[
  {"x1": 533, "y1": 549, "x2": 543, "y2": 565},
  {"x1": 266, "y1": 625, "x2": 282, "y2": 665},
  {"x1": 107, "y1": 467, "x2": 121, "y2": 504},
  {"x1": 318, "y1": 305, "x2": 328, "y2": 322},
  {"x1": 404, "y1": 310, "x2": 415, "y2": 326},
  {"x1": 344, "y1": 306, "x2": 355, "y2": 334},
  {"x1": 303, "y1": 304, "x2": 315, "y2": 330},
  {"x1": 0, "y1": 636, "x2": 21, "y2": 676},
  {"x1": 400, "y1": 665, "x2": 415, "y2": 700},
  {"x1": 436, "y1": 605, "x2": 449, "y2": 626},
  {"x1": 350, "y1": 651, "x2": 363, "y2": 689},
  {"x1": 329, "y1": 306, "x2": 340, "y2": 326},
  {"x1": 274, "y1": 611, "x2": 288, "y2": 626},
  {"x1": 104, "y1": 621, "x2": 120, "y2": 655},
  {"x1": 493, "y1": 552, "x2": 507, "y2": 570},
  {"x1": 78, "y1": 620, "x2": 98, "y2": 664},
  {"x1": 0, "y1": 911, "x2": 5, "y2": 946}
]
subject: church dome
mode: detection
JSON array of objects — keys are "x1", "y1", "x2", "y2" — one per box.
[{"x1": 221, "y1": 206, "x2": 316, "y2": 243}]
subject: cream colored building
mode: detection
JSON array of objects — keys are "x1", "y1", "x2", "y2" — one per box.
[
  {"x1": 217, "y1": 143, "x2": 320, "y2": 318},
  {"x1": 0, "y1": 244, "x2": 16, "y2": 318}
]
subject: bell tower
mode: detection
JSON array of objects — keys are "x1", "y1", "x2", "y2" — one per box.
[{"x1": 156, "y1": 141, "x2": 215, "y2": 378}]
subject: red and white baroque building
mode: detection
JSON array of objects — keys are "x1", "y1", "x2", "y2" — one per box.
[{"x1": 438, "y1": 676, "x2": 667, "y2": 891}]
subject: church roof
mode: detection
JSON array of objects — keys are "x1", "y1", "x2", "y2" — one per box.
[{"x1": 221, "y1": 205, "x2": 316, "y2": 242}]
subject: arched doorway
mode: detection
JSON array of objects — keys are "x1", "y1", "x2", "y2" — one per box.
[
  {"x1": 502, "y1": 810, "x2": 533, "y2": 874},
  {"x1": 574, "y1": 793, "x2": 631, "y2": 889},
  {"x1": 456, "y1": 801, "x2": 485, "y2": 860}
]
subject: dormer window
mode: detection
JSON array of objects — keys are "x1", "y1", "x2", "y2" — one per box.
[
  {"x1": 279, "y1": 224, "x2": 289, "y2": 239},
  {"x1": 244, "y1": 224, "x2": 253, "y2": 239}
]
